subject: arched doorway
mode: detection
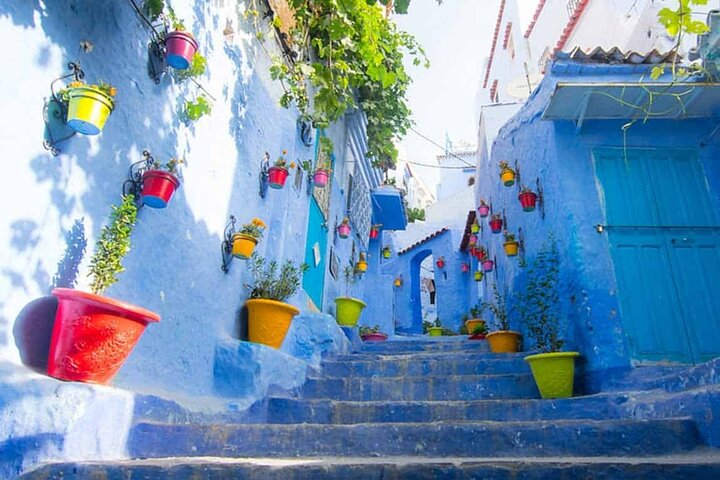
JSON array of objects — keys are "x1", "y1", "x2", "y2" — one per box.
[{"x1": 408, "y1": 249, "x2": 436, "y2": 334}]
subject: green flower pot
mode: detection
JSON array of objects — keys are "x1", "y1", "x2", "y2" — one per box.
[
  {"x1": 428, "y1": 327, "x2": 443, "y2": 337},
  {"x1": 524, "y1": 351, "x2": 580, "y2": 399},
  {"x1": 334, "y1": 297, "x2": 366, "y2": 326}
]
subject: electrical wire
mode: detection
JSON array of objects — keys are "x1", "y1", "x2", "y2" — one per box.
[
  {"x1": 409, "y1": 127, "x2": 476, "y2": 168},
  {"x1": 406, "y1": 160, "x2": 474, "y2": 170}
]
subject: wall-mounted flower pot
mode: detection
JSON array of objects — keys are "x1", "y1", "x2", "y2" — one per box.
[
  {"x1": 469, "y1": 234, "x2": 478, "y2": 244},
  {"x1": 383, "y1": 248, "x2": 392, "y2": 259},
  {"x1": 482, "y1": 259, "x2": 494, "y2": 272},
  {"x1": 501, "y1": 168, "x2": 516, "y2": 187},
  {"x1": 66, "y1": 86, "x2": 115, "y2": 135},
  {"x1": 504, "y1": 240, "x2": 519, "y2": 257},
  {"x1": 524, "y1": 351, "x2": 580, "y2": 399},
  {"x1": 486, "y1": 330, "x2": 521, "y2": 353},
  {"x1": 268, "y1": 166, "x2": 289, "y2": 189},
  {"x1": 369, "y1": 228, "x2": 379, "y2": 240},
  {"x1": 356, "y1": 260, "x2": 368, "y2": 273},
  {"x1": 428, "y1": 327, "x2": 442, "y2": 337},
  {"x1": 313, "y1": 169, "x2": 329, "y2": 188},
  {"x1": 394, "y1": 278, "x2": 402, "y2": 287},
  {"x1": 335, "y1": 297, "x2": 366, "y2": 327},
  {"x1": 471, "y1": 223, "x2": 480, "y2": 234},
  {"x1": 489, "y1": 218, "x2": 503, "y2": 234},
  {"x1": 47, "y1": 288, "x2": 160, "y2": 384},
  {"x1": 461, "y1": 263, "x2": 470, "y2": 273},
  {"x1": 141, "y1": 170, "x2": 180, "y2": 208},
  {"x1": 231, "y1": 233, "x2": 258, "y2": 259},
  {"x1": 436, "y1": 259, "x2": 445, "y2": 269},
  {"x1": 478, "y1": 204, "x2": 490, "y2": 218},
  {"x1": 338, "y1": 223, "x2": 351, "y2": 239},
  {"x1": 165, "y1": 30, "x2": 199, "y2": 69},
  {"x1": 362, "y1": 332, "x2": 388, "y2": 342},
  {"x1": 474, "y1": 271, "x2": 483, "y2": 282},
  {"x1": 246, "y1": 298, "x2": 299, "y2": 349},
  {"x1": 519, "y1": 191, "x2": 538, "y2": 212}
]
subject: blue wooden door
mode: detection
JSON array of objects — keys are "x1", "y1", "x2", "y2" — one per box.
[
  {"x1": 594, "y1": 148, "x2": 720, "y2": 364},
  {"x1": 303, "y1": 197, "x2": 328, "y2": 309}
]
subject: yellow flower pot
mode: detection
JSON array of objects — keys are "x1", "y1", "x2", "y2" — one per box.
[
  {"x1": 486, "y1": 330, "x2": 521, "y2": 353},
  {"x1": 246, "y1": 299, "x2": 299, "y2": 349},
  {"x1": 356, "y1": 260, "x2": 368, "y2": 273},
  {"x1": 524, "y1": 351, "x2": 580, "y2": 399},
  {"x1": 428, "y1": 327, "x2": 443, "y2": 337},
  {"x1": 232, "y1": 233, "x2": 258, "y2": 259},
  {"x1": 335, "y1": 297, "x2": 366, "y2": 326},
  {"x1": 500, "y1": 168, "x2": 516, "y2": 187},
  {"x1": 503, "y1": 240, "x2": 519, "y2": 257},
  {"x1": 66, "y1": 86, "x2": 115, "y2": 135}
]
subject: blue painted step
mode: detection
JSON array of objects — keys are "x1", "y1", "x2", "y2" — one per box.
[
  {"x1": 128, "y1": 418, "x2": 700, "y2": 458},
  {"x1": 19, "y1": 454, "x2": 720, "y2": 480},
  {"x1": 300, "y1": 373, "x2": 540, "y2": 400},
  {"x1": 318, "y1": 355, "x2": 529, "y2": 377},
  {"x1": 265, "y1": 393, "x2": 637, "y2": 424},
  {"x1": 359, "y1": 339, "x2": 491, "y2": 353},
  {"x1": 330, "y1": 351, "x2": 528, "y2": 362}
]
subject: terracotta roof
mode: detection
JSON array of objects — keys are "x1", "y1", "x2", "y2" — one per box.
[
  {"x1": 483, "y1": 0, "x2": 507, "y2": 89},
  {"x1": 398, "y1": 228, "x2": 450, "y2": 255},
  {"x1": 459, "y1": 211, "x2": 477, "y2": 252},
  {"x1": 503, "y1": 22, "x2": 513, "y2": 49},
  {"x1": 552, "y1": 0, "x2": 590, "y2": 58},
  {"x1": 524, "y1": 0, "x2": 547, "y2": 38},
  {"x1": 556, "y1": 46, "x2": 682, "y2": 65}
]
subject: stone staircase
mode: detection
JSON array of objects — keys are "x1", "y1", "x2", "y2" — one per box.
[{"x1": 20, "y1": 337, "x2": 720, "y2": 479}]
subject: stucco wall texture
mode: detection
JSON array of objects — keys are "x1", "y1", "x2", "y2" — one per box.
[{"x1": 0, "y1": 1, "x2": 365, "y2": 399}]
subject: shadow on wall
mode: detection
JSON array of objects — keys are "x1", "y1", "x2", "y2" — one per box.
[{"x1": 12, "y1": 296, "x2": 57, "y2": 373}]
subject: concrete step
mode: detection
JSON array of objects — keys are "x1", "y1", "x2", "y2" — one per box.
[
  {"x1": 20, "y1": 453, "x2": 720, "y2": 480},
  {"x1": 359, "y1": 339, "x2": 490, "y2": 354},
  {"x1": 300, "y1": 373, "x2": 540, "y2": 401},
  {"x1": 265, "y1": 393, "x2": 636, "y2": 424},
  {"x1": 128, "y1": 418, "x2": 701, "y2": 458},
  {"x1": 330, "y1": 351, "x2": 529, "y2": 362},
  {"x1": 317, "y1": 355, "x2": 529, "y2": 377}
]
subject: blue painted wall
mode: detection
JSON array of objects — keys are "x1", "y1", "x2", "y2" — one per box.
[
  {"x1": 477, "y1": 60, "x2": 720, "y2": 387},
  {"x1": 0, "y1": 1, "x2": 371, "y2": 401}
]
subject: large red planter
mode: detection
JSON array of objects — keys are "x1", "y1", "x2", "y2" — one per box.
[
  {"x1": 268, "y1": 166, "x2": 289, "y2": 189},
  {"x1": 48, "y1": 288, "x2": 160, "y2": 384},
  {"x1": 313, "y1": 169, "x2": 329, "y2": 188},
  {"x1": 489, "y1": 218, "x2": 503, "y2": 234},
  {"x1": 141, "y1": 170, "x2": 180, "y2": 208},
  {"x1": 165, "y1": 31, "x2": 199, "y2": 69},
  {"x1": 519, "y1": 191, "x2": 538, "y2": 212}
]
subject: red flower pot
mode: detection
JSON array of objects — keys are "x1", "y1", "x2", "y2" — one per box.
[
  {"x1": 478, "y1": 204, "x2": 490, "y2": 218},
  {"x1": 519, "y1": 191, "x2": 538, "y2": 212},
  {"x1": 313, "y1": 169, "x2": 329, "y2": 188},
  {"x1": 369, "y1": 228, "x2": 379, "y2": 240},
  {"x1": 482, "y1": 259, "x2": 494, "y2": 272},
  {"x1": 489, "y1": 218, "x2": 503, "y2": 233},
  {"x1": 165, "y1": 31, "x2": 199, "y2": 70},
  {"x1": 362, "y1": 332, "x2": 388, "y2": 342},
  {"x1": 338, "y1": 223, "x2": 351, "y2": 238},
  {"x1": 268, "y1": 166, "x2": 289, "y2": 189},
  {"x1": 436, "y1": 259, "x2": 445, "y2": 268},
  {"x1": 141, "y1": 170, "x2": 180, "y2": 208},
  {"x1": 469, "y1": 333, "x2": 487, "y2": 340},
  {"x1": 48, "y1": 288, "x2": 160, "y2": 384}
]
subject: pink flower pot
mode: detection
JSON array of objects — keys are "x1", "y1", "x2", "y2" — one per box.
[
  {"x1": 461, "y1": 263, "x2": 470, "y2": 273},
  {"x1": 338, "y1": 223, "x2": 351, "y2": 238},
  {"x1": 362, "y1": 332, "x2": 388, "y2": 342},
  {"x1": 313, "y1": 169, "x2": 329, "y2": 188},
  {"x1": 478, "y1": 204, "x2": 490, "y2": 217},
  {"x1": 165, "y1": 31, "x2": 199, "y2": 70},
  {"x1": 482, "y1": 259, "x2": 494, "y2": 272}
]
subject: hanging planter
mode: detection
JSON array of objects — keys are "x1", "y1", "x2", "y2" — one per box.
[
  {"x1": 503, "y1": 232, "x2": 519, "y2": 257},
  {"x1": 383, "y1": 246, "x2": 392, "y2": 259},
  {"x1": 499, "y1": 161, "x2": 516, "y2": 187},
  {"x1": 470, "y1": 223, "x2": 480, "y2": 234},
  {"x1": 482, "y1": 259, "x2": 494, "y2": 272},
  {"x1": 268, "y1": 166, "x2": 289, "y2": 189},
  {"x1": 436, "y1": 257, "x2": 445, "y2": 269},
  {"x1": 313, "y1": 169, "x2": 330, "y2": 188},
  {"x1": 518, "y1": 188, "x2": 538, "y2": 212},
  {"x1": 355, "y1": 253, "x2": 368, "y2": 273},
  {"x1": 460, "y1": 263, "x2": 470, "y2": 273},
  {"x1": 394, "y1": 276, "x2": 402, "y2": 287},
  {"x1": 489, "y1": 214, "x2": 503, "y2": 234},
  {"x1": 476, "y1": 246, "x2": 488, "y2": 261},
  {"x1": 369, "y1": 225, "x2": 381, "y2": 240},
  {"x1": 469, "y1": 234, "x2": 478, "y2": 245},
  {"x1": 474, "y1": 271, "x2": 483, "y2": 282},
  {"x1": 165, "y1": 30, "x2": 199, "y2": 70},
  {"x1": 231, "y1": 218, "x2": 267, "y2": 260},
  {"x1": 337, "y1": 217, "x2": 351, "y2": 239},
  {"x1": 140, "y1": 156, "x2": 184, "y2": 209},
  {"x1": 478, "y1": 200, "x2": 490, "y2": 218},
  {"x1": 63, "y1": 82, "x2": 116, "y2": 135}
]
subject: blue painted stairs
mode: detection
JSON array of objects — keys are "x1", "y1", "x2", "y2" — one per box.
[{"x1": 20, "y1": 337, "x2": 720, "y2": 479}]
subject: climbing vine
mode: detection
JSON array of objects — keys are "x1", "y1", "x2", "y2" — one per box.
[{"x1": 258, "y1": 0, "x2": 429, "y2": 169}]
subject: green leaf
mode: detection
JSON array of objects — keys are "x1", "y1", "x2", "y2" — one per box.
[{"x1": 650, "y1": 65, "x2": 664, "y2": 80}]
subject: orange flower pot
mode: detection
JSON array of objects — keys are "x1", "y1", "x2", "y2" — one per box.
[
  {"x1": 246, "y1": 299, "x2": 299, "y2": 349},
  {"x1": 231, "y1": 233, "x2": 258, "y2": 259},
  {"x1": 504, "y1": 240, "x2": 519, "y2": 257},
  {"x1": 486, "y1": 330, "x2": 521, "y2": 353}
]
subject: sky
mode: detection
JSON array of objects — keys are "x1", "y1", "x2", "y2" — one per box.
[{"x1": 394, "y1": 0, "x2": 537, "y2": 193}]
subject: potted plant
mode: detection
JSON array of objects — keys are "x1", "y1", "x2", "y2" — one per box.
[
  {"x1": 482, "y1": 258, "x2": 494, "y2": 272},
  {"x1": 232, "y1": 217, "x2": 267, "y2": 259},
  {"x1": 335, "y1": 265, "x2": 366, "y2": 327},
  {"x1": 141, "y1": 156, "x2": 184, "y2": 208},
  {"x1": 313, "y1": 137, "x2": 333, "y2": 187},
  {"x1": 355, "y1": 252, "x2": 368, "y2": 273},
  {"x1": 477, "y1": 200, "x2": 490, "y2": 218},
  {"x1": 469, "y1": 234, "x2": 478, "y2": 245},
  {"x1": 474, "y1": 270, "x2": 483, "y2": 282},
  {"x1": 359, "y1": 325, "x2": 388, "y2": 342},
  {"x1": 499, "y1": 160, "x2": 516, "y2": 187},
  {"x1": 245, "y1": 254, "x2": 305, "y2": 349},
  {"x1": 520, "y1": 239, "x2": 579, "y2": 399},
  {"x1": 519, "y1": 186, "x2": 538, "y2": 212},
  {"x1": 337, "y1": 217, "x2": 351, "y2": 238},
  {"x1": 268, "y1": 150, "x2": 293, "y2": 189},
  {"x1": 48, "y1": 194, "x2": 160, "y2": 384},
  {"x1": 382, "y1": 246, "x2": 392, "y2": 259},
  {"x1": 484, "y1": 282, "x2": 521, "y2": 353},
  {"x1": 460, "y1": 262, "x2": 470, "y2": 273},
  {"x1": 60, "y1": 80, "x2": 116, "y2": 135},
  {"x1": 435, "y1": 256, "x2": 445, "y2": 269},
  {"x1": 469, "y1": 322, "x2": 488, "y2": 340},
  {"x1": 503, "y1": 232, "x2": 519, "y2": 257},
  {"x1": 427, "y1": 317, "x2": 443, "y2": 337},
  {"x1": 476, "y1": 246, "x2": 488, "y2": 261},
  {"x1": 369, "y1": 224, "x2": 381, "y2": 240},
  {"x1": 465, "y1": 304, "x2": 486, "y2": 338},
  {"x1": 164, "y1": 9, "x2": 200, "y2": 70},
  {"x1": 470, "y1": 222, "x2": 480, "y2": 234},
  {"x1": 489, "y1": 213, "x2": 503, "y2": 234}
]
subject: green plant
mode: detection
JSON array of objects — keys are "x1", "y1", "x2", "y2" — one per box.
[
  {"x1": 469, "y1": 304, "x2": 482, "y2": 319},
  {"x1": 471, "y1": 323, "x2": 488, "y2": 336},
  {"x1": 518, "y1": 238, "x2": 563, "y2": 353},
  {"x1": 87, "y1": 194, "x2": 138, "y2": 295},
  {"x1": 143, "y1": 0, "x2": 165, "y2": 22},
  {"x1": 166, "y1": 6, "x2": 185, "y2": 30},
  {"x1": 274, "y1": 150, "x2": 290, "y2": 168},
  {"x1": 407, "y1": 207, "x2": 425, "y2": 223},
  {"x1": 237, "y1": 217, "x2": 268, "y2": 240},
  {"x1": 422, "y1": 319, "x2": 433, "y2": 334},
  {"x1": 359, "y1": 325, "x2": 381, "y2": 336},
  {"x1": 176, "y1": 52, "x2": 207, "y2": 81},
  {"x1": 504, "y1": 232, "x2": 516, "y2": 243},
  {"x1": 58, "y1": 80, "x2": 117, "y2": 104},
  {"x1": 653, "y1": 0, "x2": 710, "y2": 80},
  {"x1": 265, "y1": 0, "x2": 429, "y2": 170},
  {"x1": 483, "y1": 282, "x2": 509, "y2": 331},
  {"x1": 247, "y1": 254, "x2": 306, "y2": 302},
  {"x1": 148, "y1": 156, "x2": 185, "y2": 175},
  {"x1": 342, "y1": 264, "x2": 358, "y2": 297},
  {"x1": 184, "y1": 94, "x2": 212, "y2": 121}
]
